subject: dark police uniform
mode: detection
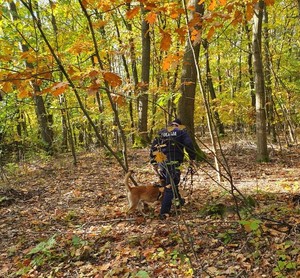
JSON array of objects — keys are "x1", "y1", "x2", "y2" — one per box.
[{"x1": 150, "y1": 119, "x2": 196, "y2": 218}]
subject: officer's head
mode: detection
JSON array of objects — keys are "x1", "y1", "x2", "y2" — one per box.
[{"x1": 170, "y1": 118, "x2": 182, "y2": 127}]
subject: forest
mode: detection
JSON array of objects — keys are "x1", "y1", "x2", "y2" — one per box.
[{"x1": 0, "y1": 0, "x2": 299, "y2": 277}]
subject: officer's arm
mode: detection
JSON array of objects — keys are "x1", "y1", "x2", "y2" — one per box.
[{"x1": 183, "y1": 132, "x2": 196, "y2": 160}]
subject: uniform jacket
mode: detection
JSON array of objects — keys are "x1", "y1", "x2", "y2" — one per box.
[{"x1": 150, "y1": 126, "x2": 196, "y2": 164}]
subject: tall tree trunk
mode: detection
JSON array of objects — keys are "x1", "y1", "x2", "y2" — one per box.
[
  {"x1": 203, "y1": 39, "x2": 225, "y2": 136},
  {"x1": 263, "y1": 7, "x2": 276, "y2": 143},
  {"x1": 49, "y1": 0, "x2": 74, "y2": 155},
  {"x1": 253, "y1": 0, "x2": 269, "y2": 162},
  {"x1": 178, "y1": 0, "x2": 204, "y2": 138},
  {"x1": 244, "y1": 22, "x2": 255, "y2": 108},
  {"x1": 125, "y1": 3, "x2": 139, "y2": 144},
  {"x1": 138, "y1": 4, "x2": 151, "y2": 145},
  {"x1": 8, "y1": 1, "x2": 53, "y2": 153}
]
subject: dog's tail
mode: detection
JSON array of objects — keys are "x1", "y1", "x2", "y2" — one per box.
[{"x1": 124, "y1": 170, "x2": 133, "y2": 192}]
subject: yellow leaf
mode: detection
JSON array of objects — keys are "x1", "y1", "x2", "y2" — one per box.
[{"x1": 153, "y1": 151, "x2": 167, "y2": 163}]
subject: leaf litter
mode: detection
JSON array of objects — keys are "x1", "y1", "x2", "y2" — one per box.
[{"x1": 0, "y1": 144, "x2": 299, "y2": 277}]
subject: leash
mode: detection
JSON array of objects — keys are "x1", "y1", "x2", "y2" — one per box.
[{"x1": 182, "y1": 166, "x2": 195, "y2": 195}]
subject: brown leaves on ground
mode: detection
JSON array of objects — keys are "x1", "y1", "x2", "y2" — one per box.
[{"x1": 0, "y1": 144, "x2": 299, "y2": 277}]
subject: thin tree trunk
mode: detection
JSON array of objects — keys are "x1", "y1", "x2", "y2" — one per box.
[
  {"x1": 8, "y1": 1, "x2": 53, "y2": 153},
  {"x1": 253, "y1": 0, "x2": 269, "y2": 162},
  {"x1": 125, "y1": 3, "x2": 139, "y2": 144},
  {"x1": 245, "y1": 23, "x2": 255, "y2": 108},
  {"x1": 138, "y1": 4, "x2": 151, "y2": 145},
  {"x1": 263, "y1": 7, "x2": 276, "y2": 143},
  {"x1": 203, "y1": 39, "x2": 225, "y2": 136}
]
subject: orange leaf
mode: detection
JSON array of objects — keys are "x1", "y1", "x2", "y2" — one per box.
[
  {"x1": 88, "y1": 69, "x2": 100, "y2": 78},
  {"x1": 51, "y1": 82, "x2": 69, "y2": 96},
  {"x1": 219, "y1": 0, "x2": 226, "y2": 6},
  {"x1": 146, "y1": 11, "x2": 157, "y2": 24},
  {"x1": 208, "y1": 0, "x2": 216, "y2": 11},
  {"x1": 190, "y1": 29, "x2": 201, "y2": 44},
  {"x1": 1, "y1": 82, "x2": 13, "y2": 93},
  {"x1": 162, "y1": 54, "x2": 180, "y2": 71},
  {"x1": 112, "y1": 94, "x2": 126, "y2": 106},
  {"x1": 246, "y1": 3, "x2": 254, "y2": 21},
  {"x1": 160, "y1": 30, "x2": 172, "y2": 51},
  {"x1": 103, "y1": 72, "x2": 122, "y2": 87},
  {"x1": 126, "y1": 7, "x2": 140, "y2": 20},
  {"x1": 265, "y1": 0, "x2": 275, "y2": 5},
  {"x1": 93, "y1": 19, "x2": 107, "y2": 29},
  {"x1": 207, "y1": 26, "x2": 215, "y2": 41},
  {"x1": 175, "y1": 27, "x2": 187, "y2": 44},
  {"x1": 20, "y1": 51, "x2": 35, "y2": 63},
  {"x1": 232, "y1": 10, "x2": 242, "y2": 26},
  {"x1": 18, "y1": 89, "x2": 32, "y2": 98},
  {"x1": 169, "y1": 7, "x2": 184, "y2": 19},
  {"x1": 87, "y1": 82, "x2": 100, "y2": 94}
]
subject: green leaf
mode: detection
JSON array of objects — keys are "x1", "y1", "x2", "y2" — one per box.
[
  {"x1": 28, "y1": 235, "x2": 56, "y2": 255},
  {"x1": 135, "y1": 270, "x2": 150, "y2": 278}
]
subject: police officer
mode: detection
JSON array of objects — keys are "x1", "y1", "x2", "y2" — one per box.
[{"x1": 150, "y1": 119, "x2": 196, "y2": 219}]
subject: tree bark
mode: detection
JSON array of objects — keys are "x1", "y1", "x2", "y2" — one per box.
[
  {"x1": 138, "y1": 4, "x2": 151, "y2": 145},
  {"x1": 263, "y1": 7, "x2": 276, "y2": 143},
  {"x1": 203, "y1": 39, "x2": 225, "y2": 136},
  {"x1": 8, "y1": 1, "x2": 53, "y2": 153},
  {"x1": 253, "y1": 0, "x2": 269, "y2": 162},
  {"x1": 178, "y1": 0, "x2": 204, "y2": 137}
]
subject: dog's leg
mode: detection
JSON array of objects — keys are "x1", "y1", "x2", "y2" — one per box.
[
  {"x1": 126, "y1": 193, "x2": 139, "y2": 215},
  {"x1": 137, "y1": 202, "x2": 147, "y2": 217}
]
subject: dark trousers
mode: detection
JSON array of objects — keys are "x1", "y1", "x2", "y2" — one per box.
[{"x1": 158, "y1": 162, "x2": 183, "y2": 215}]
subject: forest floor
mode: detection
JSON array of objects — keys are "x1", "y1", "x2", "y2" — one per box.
[{"x1": 0, "y1": 139, "x2": 299, "y2": 278}]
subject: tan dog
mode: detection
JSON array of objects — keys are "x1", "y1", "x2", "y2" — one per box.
[{"x1": 124, "y1": 170, "x2": 164, "y2": 216}]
